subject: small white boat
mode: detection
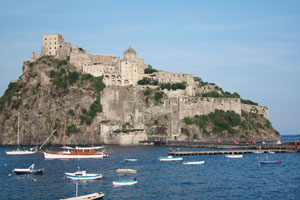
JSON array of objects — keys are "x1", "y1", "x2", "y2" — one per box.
[
  {"x1": 61, "y1": 181, "x2": 104, "y2": 200},
  {"x1": 113, "y1": 179, "x2": 138, "y2": 186},
  {"x1": 61, "y1": 192, "x2": 105, "y2": 200},
  {"x1": 125, "y1": 158, "x2": 137, "y2": 162},
  {"x1": 65, "y1": 167, "x2": 102, "y2": 180},
  {"x1": 13, "y1": 164, "x2": 44, "y2": 175},
  {"x1": 116, "y1": 169, "x2": 137, "y2": 173},
  {"x1": 183, "y1": 161, "x2": 205, "y2": 165},
  {"x1": 158, "y1": 156, "x2": 183, "y2": 161},
  {"x1": 253, "y1": 151, "x2": 264, "y2": 154},
  {"x1": 225, "y1": 154, "x2": 243, "y2": 158},
  {"x1": 268, "y1": 151, "x2": 275, "y2": 154}
]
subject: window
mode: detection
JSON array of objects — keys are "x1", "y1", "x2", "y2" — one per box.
[{"x1": 45, "y1": 38, "x2": 47, "y2": 40}]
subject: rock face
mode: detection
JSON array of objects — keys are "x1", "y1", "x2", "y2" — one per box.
[{"x1": 0, "y1": 56, "x2": 279, "y2": 145}]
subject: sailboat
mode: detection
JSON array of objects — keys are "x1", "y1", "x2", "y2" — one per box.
[
  {"x1": 5, "y1": 112, "x2": 37, "y2": 155},
  {"x1": 40, "y1": 122, "x2": 108, "y2": 159}
]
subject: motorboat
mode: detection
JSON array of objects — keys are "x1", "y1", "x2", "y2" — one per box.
[
  {"x1": 158, "y1": 156, "x2": 183, "y2": 161},
  {"x1": 116, "y1": 169, "x2": 137, "y2": 173},
  {"x1": 183, "y1": 161, "x2": 205, "y2": 165},
  {"x1": 13, "y1": 164, "x2": 44, "y2": 175},
  {"x1": 225, "y1": 154, "x2": 243, "y2": 158},
  {"x1": 113, "y1": 179, "x2": 138, "y2": 186},
  {"x1": 260, "y1": 160, "x2": 281, "y2": 165},
  {"x1": 61, "y1": 192, "x2": 104, "y2": 200},
  {"x1": 44, "y1": 146, "x2": 107, "y2": 159},
  {"x1": 125, "y1": 158, "x2": 137, "y2": 162},
  {"x1": 65, "y1": 167, "x2": 102, "y2": 180}
]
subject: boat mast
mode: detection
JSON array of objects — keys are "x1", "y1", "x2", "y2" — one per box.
[
  {"x1": 17, "y1": 112, "x2": 19, "y2": 146},
  {"x1": 64, "y1": 120, "x2": 66, "y2": 149}
]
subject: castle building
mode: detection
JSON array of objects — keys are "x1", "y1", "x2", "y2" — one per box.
[{"x1": 40, "y1": 34, "x2": 71, "y2": 60}]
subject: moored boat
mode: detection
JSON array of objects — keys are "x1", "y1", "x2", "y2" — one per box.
[
  {"x1": 13, "y1": 164, "x2": 44, "y2": 175},
  {"x1": 61, "y1": 192, "x2": 104, "y2": 200},
  {"x1": 65, "y1": 168, "x2": 102, "y2": 180},
  {"x1": 44, "y1": 146, "x2": 107, "y2": 159},
  {"x1": 125, "y1": 158, "x2": 138, "y2": 162},
  {"x1": 116, "y1": 169, "x2": 137, "y2": 173},
  {"x1": 253, "y1": 151, "x2": 264, "y2": 154},
  {"x1": 113, "y1": 179, "x2": 138, "y2": 186},
  {"x1": 260, "y1": 160, "x2": 281, "y2": 165},
  {"x1": 225, "y1": 154, "x2": 243, "y2": 158},
  {"x1": 158, "y1": 156, "x2": 183, "y2": 161},
  {"x1": 183, "y1": 161, "x2": 205, "y2": 165}
]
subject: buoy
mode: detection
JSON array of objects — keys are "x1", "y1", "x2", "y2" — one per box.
[
  {"x1": 33, "y1": 178, "x2": 37, "y2": 182},
  {"x1": 4, "y1": 163, "x2": 7, "y2": 166},
  {"x1": 8, "y1": 174, "x2": 11, "y2": 176},
  {"x1": 42, "y1": 168, "x2": 45, "y2": 174},
  {"x1": 277, "y1": 160, "x2": 280, "y2": 163}
]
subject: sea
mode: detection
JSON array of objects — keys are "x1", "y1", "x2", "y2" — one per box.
[{"x1": 0, "y1": 135, "x2": 299, "y2": 200}]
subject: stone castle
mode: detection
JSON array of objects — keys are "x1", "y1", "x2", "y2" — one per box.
[{"x1": 29, "y1": 34, "x2": 268, "y2": 120}]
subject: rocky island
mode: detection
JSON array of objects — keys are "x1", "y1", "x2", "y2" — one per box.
[{"x1": 0, "y1": 34, "x2": 279, "y2": 145}]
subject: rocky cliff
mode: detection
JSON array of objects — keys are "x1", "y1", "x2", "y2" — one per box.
[{"x1": 0, "y1": 56, "x2": 279, "y2": 145}]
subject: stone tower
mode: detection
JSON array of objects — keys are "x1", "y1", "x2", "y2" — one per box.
[{"x1": 40, "y1": 34, "x2": 71, "y2": 60}]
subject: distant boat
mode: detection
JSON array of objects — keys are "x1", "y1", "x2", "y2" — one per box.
[
  {"x1": 125, "y1": 158, "x2": 137, "y2": 162},
  {"x1": 158, "y1": 156, "x2": 183, "y2": 161},
  {"x1": 61, "y1": 180, "x2": 104, "y2": 200},
  {"x1": 116, "y1": 169, "x2": 137, "y2": 173},
  {"x1": 113, "y1": 179, "x2": 138, "y2": 186},
  {"x1": 183, "y1": 161, "x2": 205, "y2": 165},
  {"x1": 6, "y1": 112, "x2": 37, "y2": 155},
  {"x1": 253, "y1": 151, "x2": 264, "y2": 154},
  {"x1": 260, "y1": 160, "x2": 281, "y2": 165},
  {"x1": 268, "y1": 151, "x2": 275, "y2": 154},
  {"x1": 225, "y1": 154, "x2": 243, "y2": 158},
  {"x1": 65, "y1": 167, "x2": 102, "y2": 180},
  {"x1": 13, "y1": 164, "x2": 44, "y2": 175}
]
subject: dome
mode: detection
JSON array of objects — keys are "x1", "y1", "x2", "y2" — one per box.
[{"x1": 123, "y1": 45, "x2": 137, "y2": 56}]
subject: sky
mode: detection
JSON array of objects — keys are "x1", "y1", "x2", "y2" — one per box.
[{"x1": 0, "y1": 0, "x2": 299, "y2": 135}]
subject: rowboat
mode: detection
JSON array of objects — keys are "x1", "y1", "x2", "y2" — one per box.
[
  {"x1": 158, "y1": 156, "x2": 183, "y2": 161},
  {"x1": 183, "y1": 161, "x2": 205, "y2": 165},
  {"x1": 253, "y1": 151, "x2": 264, "y2": 154},
  {"x1": 13, "y1": 164, "x2": 44, "y2": 175},
  {"x1": 225, "y1": 154, "x2": 243, "y2": 158},
  {"x1": 260, "y1": 160, "x2": 281, "y2": 165},
  {"x1": 116, "y1": 169, "x2": 137, "y2": 173},
  {"x1": 61, "y1": 192, "x2": 104, "y2": 200},
  {"x1": 65, "y1": 167, "x2": 102, "y2": 180},
  {"x1": 125, "y1": 158, "x2": 137, "y2": 162},
  {"x1": 113, "y1": 179, "x2": 138, "y2": 186}
]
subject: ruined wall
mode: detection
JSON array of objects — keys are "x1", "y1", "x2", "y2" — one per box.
[{"x1": 241, "y1": 104, "x2": 269, "y2": 119}]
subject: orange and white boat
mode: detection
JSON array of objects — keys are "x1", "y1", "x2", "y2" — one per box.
[{"x1": 44, "y1": 146, "x2": 107, "y2": 159}]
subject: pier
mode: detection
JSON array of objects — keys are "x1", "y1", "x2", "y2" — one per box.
[{"x1": 168, "y1": 149, "x2": 297, "y2": 156}]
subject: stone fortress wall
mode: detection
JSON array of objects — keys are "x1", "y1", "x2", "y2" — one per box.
[{"x1": 30, "y1": 33, "x2": 269, "y2": 127}]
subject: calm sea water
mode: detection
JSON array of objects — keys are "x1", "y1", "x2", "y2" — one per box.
[{"x1": 1, "y1": 142, "x2": 300, "y2": 199}]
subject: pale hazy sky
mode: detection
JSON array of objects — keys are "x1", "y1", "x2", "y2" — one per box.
[{"x1": 0, "y1": 0, "x2": 299, "y2": 135}]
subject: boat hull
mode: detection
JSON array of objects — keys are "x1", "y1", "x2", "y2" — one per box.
[
  {"x1": 112, "y1": 180, "x2": 138, "y2": 186},
  {"x1": 44, "y1": 152, "x2": 105, "y2": 159},
  {"x1": 225, "y1": 155, "x2": 243, "y2": 158},
  {"x1": 116, "y1": 169, "x2": 137, "y2": 173},
  {"x1": 6, "y1": 150, "x2": 37, "y2": 155},
  {"x1": 159, "y1": 157, "x2": 183, "y2": 161},
  {"x1": 65, "y1": 173, "x2": 102, "y2": 180},
  {"x1": 183, "y1": 161, "x2": 205, "y2": 165},
  {"x1": 260, "y1": 160, "x2": 281, "y2": 165},
  {"x1": 13, "y1": 168, "x2": 44, "y2": 175},
  {"x1": 60, "y1": 192, "x2": 104, "y2": 200}
]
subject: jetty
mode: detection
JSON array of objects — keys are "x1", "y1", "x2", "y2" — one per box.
[{"x1": 168, "y1": 149, "x2": 297, "y2": 156}]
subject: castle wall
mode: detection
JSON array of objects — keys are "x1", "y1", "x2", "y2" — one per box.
[
  {"x1": 241, "y1": 104, "x2": 269, "y2": 119},
  {"x1": 178, "y1": 97, "x2": 241, "y2": 120},
  {"x1": 41, "y1": 34, "x2": 70, "y2": 60}
]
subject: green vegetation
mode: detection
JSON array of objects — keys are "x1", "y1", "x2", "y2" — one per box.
[
  {"x1": 138, "y1": 77, "x2": 158, "y2": 85},
  {"x1": 154, "y1": 92, "x2": 164, "y2": 102},
  {"x1": 144, "y1": 67, "x2": 158, "y2": 74},
  {"x1": 160, "y1": 82, "x2": 186, "y2": 90},
  {"x1": 66, "y1": 124, "x2": 81, "y2": 136},
  {"x1": 241, "y1": 99, "x2": 258, "y2": 105},
  {"x1": 0, "y1": 82, "x2": 24, "y2": 112}
]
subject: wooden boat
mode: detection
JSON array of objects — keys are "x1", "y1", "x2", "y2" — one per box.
[
  {"x1": 13, "y1": 164, "x2": 44, "y2": 175},
  {"x1": 40, "y1": 121, "x2": 108, "y2": 159},
  {"x1": 44, "y1": 146, "x2": 107, "y2": 159},
  {"x1": 116, "y1": 169, "x2": 137, "y2": 173},
  {"x1": 260, "y1": 160, "x2": 281, "y2": 165},
  {"x1": 158, "y1": 156, "x2": 183, "y2": 161},
  {"x1": 113, "y1": 179, "x2": 138, "y2": 186},
  {"x1": 65, "y1": 168, "x2": 102, "y2": 180},
  {"x1": 61, "y1": 192, "x2": 104, "y2": 200},
  {"x1": 6, "y1": 112, "x2": 37, "y2": 155},
  {"x1": 183, "y1": 161, "x2": 205, "y2": 165},
  {"x1": 225, "y1": 154, "x2": 243, "y2": 158},
  {"x1": 125, "y1": 158, "x2": 138, "y2": 162}
]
